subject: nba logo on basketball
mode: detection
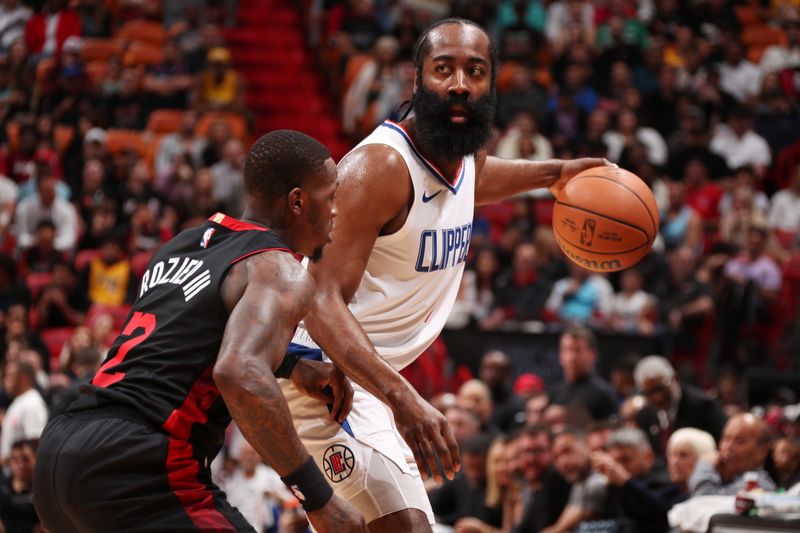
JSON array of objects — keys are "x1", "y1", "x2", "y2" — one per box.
[
  {"x1": 580, "y1": 219, "x2": 597, "y2": 247},
  {"x1": 323, "y1": 444, "x2": 355, "y2": 482}
]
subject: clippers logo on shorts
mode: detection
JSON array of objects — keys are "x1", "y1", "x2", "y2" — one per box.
[
  {"x1": 322, "y1": 444, "x2": 355, "y2": 483},
  {"x1": 139, "y1": 256, "x2": 211, "y2": 302},
  {"x1": 581, "y1": 218, "x2": 597, "y2": 247},
  {"x1": 415, "y1": 223, "x2": 472, "y2": 273}
]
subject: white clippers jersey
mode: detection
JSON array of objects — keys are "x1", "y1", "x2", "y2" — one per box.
[{"x1": 294, "y1": 120, "x2": 476, "y2": 370}]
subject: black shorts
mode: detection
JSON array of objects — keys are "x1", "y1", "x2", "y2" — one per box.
[{"x1": 33, "y1": 405, "x2": 254, "y2": 532}]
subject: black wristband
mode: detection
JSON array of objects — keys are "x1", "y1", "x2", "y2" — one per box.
[
  {"x1": 274, "y1": 351, "x2": 301, "y2": 379},
  {"x1": 281, "y1": 456, "x2": 333, "y2": 512}
]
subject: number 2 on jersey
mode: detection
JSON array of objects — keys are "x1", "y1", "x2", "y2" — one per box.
[{"x1": 93, "y1": 312, "x2": 157, "y2": 388}]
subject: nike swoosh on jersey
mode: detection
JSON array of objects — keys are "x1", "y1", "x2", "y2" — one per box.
[{"x1": 422, "y1": 190, "x2": 443, "y2": 203}]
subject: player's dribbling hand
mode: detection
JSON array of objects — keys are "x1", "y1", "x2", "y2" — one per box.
[
  {"x1": 306, "y1": 494, "x2": 368, "y2": 533},
  {"x1": 392, "y1": 390, "x2": 460, "y2": 483},
  {"x1": 548, "y1": 158, "x2": 616, "y2": 198},
  {"x1": 289, "y1": 359, "x2": 354, "y2": 423}
]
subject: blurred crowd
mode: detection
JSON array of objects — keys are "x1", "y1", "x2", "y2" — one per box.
[
  {"x1": 422, "y1": 328, "x2": 800, "y2": 532},
  {"x1": 1, "y1": 0, "x2": 800, "y2": 531}
]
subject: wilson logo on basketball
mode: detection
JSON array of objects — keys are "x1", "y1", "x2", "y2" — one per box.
[
  {"x1": 323, "y1": 444, "x2": 354, "y2": 483},
  {"x1": 580, "y1": 219, "x2": 597, "y2": 246}
]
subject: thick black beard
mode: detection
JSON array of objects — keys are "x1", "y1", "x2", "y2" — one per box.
[{"x1": 411, "y1": 83, "x2": 496, "y2": 159}]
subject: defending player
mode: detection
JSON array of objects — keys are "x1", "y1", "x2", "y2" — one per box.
[
  {"x1": 33, "y1": 131, "x2": 366, "y2": 532},
  {"x1": 282, "y1": 18, "x2": 611, "y2": 531}
]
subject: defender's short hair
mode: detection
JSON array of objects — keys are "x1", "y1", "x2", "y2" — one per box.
[
  {"x1": 412, "y1": 18, "x2": 498, "y2": 87},
  {"x1": 244, "y1": 130, "x2": 331, "y2": 201}
]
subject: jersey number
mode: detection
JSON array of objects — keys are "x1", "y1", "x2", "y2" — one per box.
[{"x1": 93, "y1": 312, "x2": 157, "y2": 388}]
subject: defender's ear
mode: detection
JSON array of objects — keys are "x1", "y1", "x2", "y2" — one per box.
[{"x1": 287, "y1": 187, "x2": 303, "y2": 215}]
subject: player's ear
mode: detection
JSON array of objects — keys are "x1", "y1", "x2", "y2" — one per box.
[{"x1": 287, "y1": 187, "x2": 304, "y2": 216}]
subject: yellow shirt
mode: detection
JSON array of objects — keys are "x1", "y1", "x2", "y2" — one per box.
[
  {"x1": 202, "y1": 70, "x2": 238, "y2": 106},
  {"x1": 88, "y1": 258, "x2": 130, "y2": 306}
]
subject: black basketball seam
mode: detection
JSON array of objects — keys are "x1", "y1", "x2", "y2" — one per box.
[
  {"x1": 565, "y1": 174, "x2": 658, "y2": 234},
  {"x1": 556, "y1": 200, "x2": 651, "y2": 237}
]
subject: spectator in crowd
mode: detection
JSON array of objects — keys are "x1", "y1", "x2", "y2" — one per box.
[
  {"x1": 24, "y1": 0, "x2": 80, "y2": 59},
  {"x1": 79, "y1": 201, "x2": 118, "y2": 251},
  {"x1": 689, "y1": 413, "x2": 776, "y2": 496},
  {"x1": 210, "y1": 137, "x2": 245, "y2": 216},
  {"x1": 719, "y1": 185, "x2": 768, "y2": 249},
  {"x1": 717, "y1": 39, "x2": 763, "y2": 104},
  {"x1": 634, "y1": 355, "x2": 727, "y2": 455},
  {"x1": 494, "y1": 111, "x2": 553, "y2": 161},
  {"x1": 76, "y1": 0, "x2": 111, "y2": 38},
  {"x1": 0, "y1": 360, "x2": 47, "y2": 463},
  {"x1": 222, "y1": 439, "x2": 290, "y2": 533},
  {"x1": 479, "y1": 350, "x2": 525, "y2": 433},
  {"x1": 768, "y1": 163, "x2": 800, "y2": 248},
  {"x1": 549, "y1": 324, "x2": 617, "y2": 421},
  {"x1": 39, "y1": 36, "x2": 92, "y2": 126},
  {"x1": 760, "y1": 10, "x2": 800, "y2": 75},
  {"x1": 35, "y1": 259, "x2": 88, "y2": 329},
  {"x1": 46, "y1": 344, "x2": 101, "y2": 416},
  {"x1": 19, "y1": 220, "x2": 66, "y2": 275},
  {"x1": 525, "y1": 391, "x2": 549, "y2": 426},
  {"x1": 609, "y1": 354, "x2": 639, "y2": 403},
  {"x1": 0, "y1": 0, "x2": 31, "y2": 52},
  {"x1": 541, "y1": 429, "x2": 604, "y2": 533},
  {"x1": 0, "y1": 255, "x2": 29, "y2": 315},
  {"x1": 591, "y1": 427, "x2": 683, "y2": 533},
  {"x1": 103, "y1": 67, "x2": 145, "y2": 130},
  {"x1": 666, "y1": 427, "x2": 717, "y2": 496},
  {"x1": 155, "y1": 110, "x2": 207, "y2": 177},
  {"x1": 83, "y1": 236, "x2": 135, "y2": 306},
  {"x1": 4, "y1": 123, "x2": 40, "y2": 185},
  {"x1": 610, "y1": 268, "x2": 656, "y2": 335},
  {"x1": 652, "y1": 246, "x2": 714, "y2": 359},
  {"x1": 603, "y1": 107, "x2": 668, "y2": 166},
  {"x1": 445, "y1": 405, "x2": 481, "y2": 446},
  {"x1": 482, "y1": 243, "x2": 550, "y2": 328},
  {"x1": 142, "y1": 39, "x2": 194, "y2": 111},
  {"x1": 545, "y1": 0, "x2": 595, "y2": 57},
  {"x1": 495, "y1": 64, "x2": 547, "y2": 129},
  {"x1": 772, "y1": 436, "x2": 800, "y2": 490},
  {"x1": 457, "y1": 379, "x2": 496, "y2": 434},
  {"x1": 0, "y1": 439, "x2": 39, "y2": 532},
  {"x1": 429, "y1": 433, "x2": 502, "y2": 529},
  {"x1": 192, "y1": 46, "x2": 245, "y2": 114},
  {"x1": 718, "y1": 165, "x2": 770, "y2": 219},
  {"x1": 201, "y1": 118, "x2": 232, "y2": 167},
  {"x1": 13, "y1": 174, "x2": 79, "y2": 253},
  {"x1": 710, "y1": 106, "x2": 772, "y2": 179},
  {"x1": 0, "y1": 171, "x2": 18, "y2": 248},
  {"x1": 544, "y1": 263, "x2": 614, "y2": 327},
  {"x1": 719, "y1": 222, "x2": 783, "y2": 360},
  {"x1": 513, "y1": 424, "x2": 571, "y2": 533}
]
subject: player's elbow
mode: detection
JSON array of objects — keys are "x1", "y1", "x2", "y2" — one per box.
[{"x1": 212, "y1": 353, "x2": 241, "y2": 392}]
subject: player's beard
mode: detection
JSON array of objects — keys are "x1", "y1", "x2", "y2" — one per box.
[
  {"x1": 412, "y1": 83, "x2": 496, "y2": 159},
  {"x1": 309, "y1": 245, "x2": 324, "y2": 263}
]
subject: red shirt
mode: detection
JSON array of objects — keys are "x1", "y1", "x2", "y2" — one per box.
[
  {"x1": 24, "y1": 10, "x2": 81, "y2": 56},
  {"x1": 686, "y1": 182, "x2": 723, "y2": 221}
]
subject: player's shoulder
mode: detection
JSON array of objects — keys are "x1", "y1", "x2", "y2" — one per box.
[
  {"x1": 339, "y1": 143, "x2": 409, "y2": 183},
  {"x1": 222, "y1": 250, "x2": 314, "y2": 313}
]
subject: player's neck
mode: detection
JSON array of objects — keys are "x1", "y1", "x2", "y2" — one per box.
[{"x1": 402, "y1": 118, "x2": 464, "y2": 185}]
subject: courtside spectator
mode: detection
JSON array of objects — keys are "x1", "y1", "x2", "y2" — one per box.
[{"x1": 0, "y1": 360, "x2": 47, "y2": 463}]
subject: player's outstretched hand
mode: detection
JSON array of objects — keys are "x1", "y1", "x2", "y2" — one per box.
[
  {"x1": 392, "y1": 390, "x2": 460, "y2": 483},
  {"x1": 290, "y1": 359, "x2": 354, "y2": 423},
  {"x1": 306, "y1": 494, "x2": 368, "y2": 533},
  {"x1": 548, "y1": 158, "x2": 616, "y2": 198}
]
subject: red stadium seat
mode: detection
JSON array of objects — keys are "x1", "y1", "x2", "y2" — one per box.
[
  {"x1": 117, "y1": 19, "x2": 165, "y2": 47},
  {"x1": 40, "y1": 327, "x2": 75, "y2": 370},
  {"x1": 75, "y1": 249, "x2": 101, "y2": 272},
  {"x1": 81, "y1": 38, "x2": 124, "y2": 62},
  {"x1": 25, "y1": 272, "x2": 53, "y2": 301},
  {"x1": 146, "y1": 109, "x2": 184, "y2": 135}
]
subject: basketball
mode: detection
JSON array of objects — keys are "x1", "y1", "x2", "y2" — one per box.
[{"x1": 552, "y1": 166, "x2": 659, "y2": 273}]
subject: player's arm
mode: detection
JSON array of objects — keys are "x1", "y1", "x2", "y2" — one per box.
[
  {"x1": 214, "y1": 251, "x2": 365, "y2": 532},
  {"x1": 303, "y1": 145, "x2": 460, "y2": 482},
  {"x1": 473, "y1": 152, "x2": 610, "y2": 206}
]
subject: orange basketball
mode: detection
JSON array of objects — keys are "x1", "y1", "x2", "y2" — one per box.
[{"x1": 552, "y1": 166, "x2": 659, "y2": 273}]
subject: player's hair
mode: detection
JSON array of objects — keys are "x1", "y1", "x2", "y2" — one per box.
[
  {"x1": 412, "y1": 17, "x2": 498, "y2": 87},
  {"x1": 244, "y1": 130, "x2": 331, "y2": 201}
]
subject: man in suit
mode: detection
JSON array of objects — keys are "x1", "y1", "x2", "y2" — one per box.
[{"x1": 634, "y1": 355, "x2": 727, "y2": 456}]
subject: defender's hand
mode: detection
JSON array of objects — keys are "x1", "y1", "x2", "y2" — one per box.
[
  {"x1": 391, "y1": 389, "x2": 460, "y2": 483},
  {"x1": 306, "y1": 494, "x2": 368, "y2": 533},
  {"x1": 548, "y1": 158, "x2": 615, "y2": 198},
  {"x1": 290, "y1": 359, "x2": 354, "y2": 423}
]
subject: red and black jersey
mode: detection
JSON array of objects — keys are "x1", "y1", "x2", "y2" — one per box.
[{"x1": 72, "y1": 213, "x2": 298, "y2": 459}]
